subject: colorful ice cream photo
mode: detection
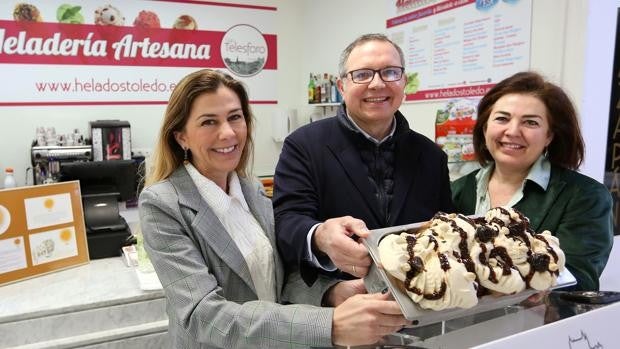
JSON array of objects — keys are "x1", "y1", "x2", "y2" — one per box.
[
  {"x1": 173, "y1": 15, "x2": 197, "y2": 30},
  {"x1": 94, "y1": 4, "x2": 125, "y2": 26},
  {"x1": 133, "y1": 10, "x2": 160, "y2": 29},
  {"x1": 56, "y1": 4, "x2": 84, "y2": 24},
  {"x1": 13, "y1": 3, "x2": 43, "y2": 22}
]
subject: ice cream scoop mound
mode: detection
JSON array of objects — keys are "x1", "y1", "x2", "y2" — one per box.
[
  {"x1": 379, "y1": 232, "x2": 478, "y2": 310},
  {"x1": 377, "y1": 207, "x2": 566, "y2": 311},
  {"x1": 525, "y1": 231, "x2": 566, "y2": 290},
  {"x1": 378, "y1": 233, "x2": 410, "y2": 281},
  {"x1": 470, "y1": 242, "x2": 526, "y2": 294},
  {"x1": 414, "y1": 255, "x2": 478, "y2": 310}
]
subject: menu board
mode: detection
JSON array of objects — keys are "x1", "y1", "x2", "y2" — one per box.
[
  {"x1": 386, "y1": 0, "x2": 532, "y2": 102},
  {"x1": 0, "y1": 181, "x2": 89, "y2": 286}
]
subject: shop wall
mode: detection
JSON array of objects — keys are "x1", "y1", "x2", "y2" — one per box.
[
  {"x1": 579, "y1": 0, "x2": 617, "y2": 181},
  {"x1": 0, "y1": 0, "x2": 304, "y2": 183},
  {"x1": 0, "y1": 0, "x2": 614, "y2": 186},
  {"x1": 298, "y1": 0, "x2": 615, "y2": 182}
]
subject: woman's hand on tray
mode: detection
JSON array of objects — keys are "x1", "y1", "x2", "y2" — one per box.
[
  {"x1": 324, "y1": 278, "x2": 368, "y2": 306},
  {"x1": 332, "y1": 291, "x2": 411, "y2": 346}
]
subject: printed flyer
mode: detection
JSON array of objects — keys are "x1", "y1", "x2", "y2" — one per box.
[{"x1": 435, "y1": 98, "x2": 477, "y2": 163}]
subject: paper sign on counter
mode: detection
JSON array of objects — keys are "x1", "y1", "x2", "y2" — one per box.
[
  {"x1": 25, "y1": 193, "x2": 74, "y2": 230},
  {"x1": 0, "y1": 237, "x2": 27, "y2": 274},
  {"x1": 29, "y1": 227, "x2": 78, "y2": 266}
]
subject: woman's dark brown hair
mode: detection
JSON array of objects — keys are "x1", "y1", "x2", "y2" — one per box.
[{"x1": 473, "y1": 71, "x2": 584, "y2": 169}]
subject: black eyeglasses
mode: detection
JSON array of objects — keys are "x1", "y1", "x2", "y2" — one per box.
[{"x1": 345, "y1": 66, "x2": 404, "y2": 84}]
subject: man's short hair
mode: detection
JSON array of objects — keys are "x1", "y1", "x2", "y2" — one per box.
[{"x1": 338, "y1": 33, "x2": 405, "y2": 78}]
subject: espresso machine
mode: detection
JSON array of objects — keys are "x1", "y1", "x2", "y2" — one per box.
[{"x1": 31, "y1": 144, "x2": 93, "y2": 184}]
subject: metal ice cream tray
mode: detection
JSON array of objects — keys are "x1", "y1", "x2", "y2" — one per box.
[{"x1": 362, "y1": 221, "x2": 577, "y2": 326}]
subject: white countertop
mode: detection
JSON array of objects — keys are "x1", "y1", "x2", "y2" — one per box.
[{"x1": 0, "y1": 257, "x2": 163, "y2": 323}]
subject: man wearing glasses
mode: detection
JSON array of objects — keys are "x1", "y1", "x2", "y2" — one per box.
[{"x1": 273, "y1": 33, "x2": 455, "y2": 286}]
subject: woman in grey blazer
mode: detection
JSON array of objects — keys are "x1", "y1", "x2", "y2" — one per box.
[{"x1": 139, "y1": 69, "x2": 408, "y2": 348}]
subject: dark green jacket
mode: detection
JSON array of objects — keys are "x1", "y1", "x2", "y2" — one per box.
[{"x1": 451, "y1": 165, "x2": 614, "y2": 291}]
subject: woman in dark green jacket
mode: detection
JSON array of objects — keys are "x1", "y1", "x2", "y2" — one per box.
[{"x1": 451, "y1": 72, "x2": 613, "y2": 291}]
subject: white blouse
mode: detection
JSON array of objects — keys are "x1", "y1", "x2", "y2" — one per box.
[
  {"x1": 185, "y1": 164, "x2": 276, "y2": 302},
  {"x1": 474, "y1": 155, "x2": 551, "y2": 215}
]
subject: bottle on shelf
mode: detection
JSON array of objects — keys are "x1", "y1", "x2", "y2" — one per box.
[
  {"x1": 307, "y1": 72, "x2": 343, "y2": 105},
  {"x1": 330, "y1": 75, "x2": 337, "y2": 103},
  {"x1": 321, "y1": 73, "x2": 329, "y2": 103},
  {"x1": 308, "y1": 73, "x2": 315, "y2": 103},
  {"x1": 313, "y1": 74, "x2": 321, "y2": 103},
  {"x1": 3, "y1": 167, "x2": 16, "y2": 189}
]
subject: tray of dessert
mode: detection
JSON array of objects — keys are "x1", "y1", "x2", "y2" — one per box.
[{"x1": 363, "y1": 207, "x2": 576, "y2": 326}]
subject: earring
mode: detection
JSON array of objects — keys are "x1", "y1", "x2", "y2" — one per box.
[
  {"x1": 183, "y1": 147, "x2": 189, "y2": 165},
  {"x1": 543, "y1": 146, "x2": 549, "y2": 158}
]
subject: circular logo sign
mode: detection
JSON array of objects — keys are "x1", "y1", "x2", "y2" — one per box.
[{"x1": 221, "y1": 24, "x2": 268, "y2": 77}]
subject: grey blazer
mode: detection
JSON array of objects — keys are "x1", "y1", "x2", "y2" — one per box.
[{"x1": 139, "y1": 167, "x2": 335, "y2": 349}]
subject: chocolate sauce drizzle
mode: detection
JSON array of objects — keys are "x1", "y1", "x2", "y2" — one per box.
[
  {"x1": 402, "y1": 234, "x2": 449, "y2": 299},
  {"x1": 423, "y1": 281, "x2": 447, "y2": 300},
  {"x1": 438, "y1": 252, "x2": 451, "y2": 271},
  {"x1": 431, "y1": 212, "x2": 477, "y2": 273},
  {"x1": 472, "y1": 216, "x2": 486, "y2": 225},
  {"x1": 488, "y1": 246, "x2": 514, "y2": 276},
  {"x1": 523, "y1": 253, "x2": 552, "y2": 287},
  {"x1": 432, "y1": 212, "x2": 450, "y2": 223},
  {"x1": 452, "y1": 219, "x2": 476, "y2": 273},
  {"x1": 475, "y1": 225, "x2": 498, "y2": 243},
  {"x1": 427, "y1": 234, "x2": 439, "y2": 251},
  {"x1": 404, "y1": 235, "x2": 424, "y2": 295},
  {"x1": 533, "y1": 234, "x2": 559, "y2": 264},
  {"x1": 497, "y1": 207, "x2": 532, "y2": 248},
  {"x1": 478, "y1": 243, "x2": 498, "y2": 283}
]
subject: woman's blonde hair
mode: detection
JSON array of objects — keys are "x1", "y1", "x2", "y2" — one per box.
[{"x1": 144, "y1": 69, "x2": 254, "y2": 187}]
